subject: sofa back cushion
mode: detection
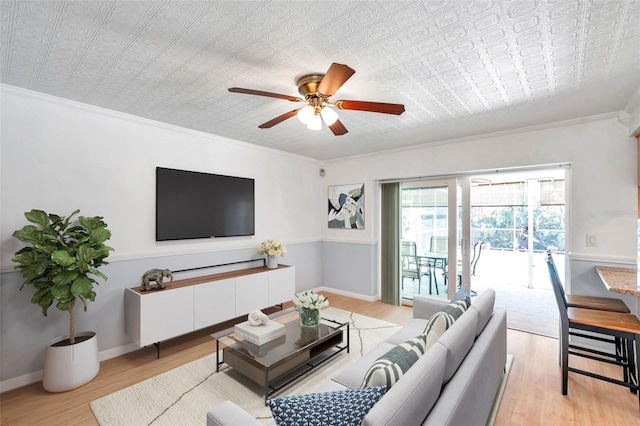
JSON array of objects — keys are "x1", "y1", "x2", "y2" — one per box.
[
  {"x1": 362, "y1": 343, "x2": 447, "y2": 426},
  {"x1": 361, "y1": 334, "x2": 427, "y2": 389},
  {"x1": 435, "y1": 308, "x2": 478, "y2": 383},
  {"x1": 469, "y1": 288, "x2": 495, "y2": 336},
  {"x1": 423, "y1": 299, "x2": 468, "y2": 349}
]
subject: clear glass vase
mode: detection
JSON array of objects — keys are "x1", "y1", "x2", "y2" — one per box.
[{"x1": 299, "y1": 307, "x2": 321, "y2": 327}]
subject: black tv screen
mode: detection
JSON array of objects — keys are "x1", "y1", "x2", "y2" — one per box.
[{"x1": 156, "y1": 167, "x2": 255, "y2": 241}]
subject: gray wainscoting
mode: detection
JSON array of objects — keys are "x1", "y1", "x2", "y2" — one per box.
[
  {"x1": 569, "y1": 258, "x2": 638, "y2": 315},
  {"x1": 0, "y1": 242, "x2": 323, "y2": 385},
  {"x1": 322, "y1": 241, "x2": 378, "y2": 297}
]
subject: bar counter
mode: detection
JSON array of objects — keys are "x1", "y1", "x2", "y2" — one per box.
[{"x1": 595, "y1": 266, "x2": 640, "y2": 296}]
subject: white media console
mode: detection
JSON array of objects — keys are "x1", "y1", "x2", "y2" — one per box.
[{"x1": 124, "y1": 264, "x2": 295, "y2": 348}]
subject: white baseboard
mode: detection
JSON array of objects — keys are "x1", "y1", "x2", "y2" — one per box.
[
  {"x1": 99, "y1": 342, "x2": 140, "y2": 361},
  {"x1": 0, "y1": 370, "x2": 43, "y2": 393},
  {"x1": 1, "y1": 342, "x2": 141, "y2": 393},
  {"x1": 314, "y1": 286, "x2": 379, "y2": 302}
]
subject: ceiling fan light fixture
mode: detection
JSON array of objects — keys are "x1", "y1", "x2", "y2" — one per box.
[
  {"x1": 297, "y1": 105, "x2": 315, "y2": 125},
  {"x1": 320, "y1": 106, "x2": 339, "y2": 126},
  {"x1": 307, "y1": 113, "x2": 322, "y2": 130}
]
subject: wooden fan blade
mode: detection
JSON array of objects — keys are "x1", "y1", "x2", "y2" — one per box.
[
  {"x1": 258, "y1": 109, "x2": 300, "y2": 128},
  {"x1": 316, "y1": 63, "x2": 355, "y2": 97},
  {"x1": 228, "y1": 87, "x2": 301, "y2": 102},
  {"x1": 335, "y1": 100, "x2": 405, "y2": 115},
  {"x1": 329, "y1": 119, "x2": 348, "y2": 136}
]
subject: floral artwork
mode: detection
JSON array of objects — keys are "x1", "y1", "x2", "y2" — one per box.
[{"x1": 328, "y1": 183, "x2": 364, "y2": 229}]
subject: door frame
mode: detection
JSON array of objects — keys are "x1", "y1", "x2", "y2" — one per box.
[{"x1": 400, "y1": 177, "x2": 471, "y2": 301}]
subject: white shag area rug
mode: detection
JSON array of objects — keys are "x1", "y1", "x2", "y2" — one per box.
[{"x1": 90, "y1": 308, "x2": 402, "y2": 426}]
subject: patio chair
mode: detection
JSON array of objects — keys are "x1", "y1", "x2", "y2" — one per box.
[
  {"x1": 401, "y1": 241, "x2": 433, "y2": 295},
  {"x1": 444, "y1": 241, "x2": 484, "y2": 291},
  {"x1": 545, "y1": 251, "x2": 640, "y2": 404},
  {"x1": 428, "y1": 236, "x2": 447, "y2": 286}
]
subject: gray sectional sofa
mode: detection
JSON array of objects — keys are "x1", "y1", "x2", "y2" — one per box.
[{"x1": 207, "y1": 288, "x2": 507, "y2": 426}]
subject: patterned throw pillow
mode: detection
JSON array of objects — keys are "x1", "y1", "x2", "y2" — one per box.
[
  {"x1": 423, "y1": 299, "x2": 469, "y2": 349},
  {"x1": 268, "y1": 386, "x2": 386, "y2": 426},
  {"x1": 360, "y1": 334, "x2": 427, "y2": 388},
  {"x1": 451, "y1": 286, "x2": 471, "y2": 308}
]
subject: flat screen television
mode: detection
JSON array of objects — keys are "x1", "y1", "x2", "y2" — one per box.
[{"x1": 156, "y1": 167, "x2": 255, "y2": 241}]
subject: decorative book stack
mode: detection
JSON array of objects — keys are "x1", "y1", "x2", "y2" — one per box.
[
  {"x1": 234, "y1": 320, "x2": 286, "y2": 345},
  {"x1": 240, "y1": 335, "x2": 286, "y2": 357}
]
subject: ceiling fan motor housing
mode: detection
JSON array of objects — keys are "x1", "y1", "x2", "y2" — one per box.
[{"x1": 297, "y1": 74, "x2": 325, "y2": 98}]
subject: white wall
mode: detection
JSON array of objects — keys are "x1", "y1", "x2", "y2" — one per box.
[
  {"x1": 624, "y1": 86, "x2": 640, "y2": 137},
  {"x1": 321, "y1": 115, "x2": 638, "y2": 264},
  {"x1": 320, "y1": 114, "x2": 638, "y2": 317},
  {"x1": 1, "y1": 85, "x2": 324, "y2": 267},
  {"x1": 0, "y1": 85, "x2": 325, "y2": 388}
]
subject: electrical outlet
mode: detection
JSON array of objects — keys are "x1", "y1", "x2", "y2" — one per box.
[{"x1": 586, "y1": 234, "x2": 598, "y2": 247}]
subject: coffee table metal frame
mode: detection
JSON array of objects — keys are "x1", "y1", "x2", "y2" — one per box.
[{"x1": 214, "y1": 315, "x2": 349, "y2": 404}]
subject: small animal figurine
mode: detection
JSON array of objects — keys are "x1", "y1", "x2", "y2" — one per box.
[
  {"x1": 140, "y1": 269, "x2": 174, "y2": 291},
  {"x1": 247, "y1": 309, "x2": 269, "y2": 326}
]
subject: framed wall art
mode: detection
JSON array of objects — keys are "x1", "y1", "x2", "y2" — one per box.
[{"x1": 328, "y1": 183, "x2": 364, "y2": 229}]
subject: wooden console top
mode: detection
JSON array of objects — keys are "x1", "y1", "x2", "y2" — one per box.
[{"x1": 129, "y1": 264, "x2": 291, "y2": 294}]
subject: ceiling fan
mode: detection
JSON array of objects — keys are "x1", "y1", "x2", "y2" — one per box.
[{"x1": 228, "y1": 63, "x2": 405, "y2": 136}]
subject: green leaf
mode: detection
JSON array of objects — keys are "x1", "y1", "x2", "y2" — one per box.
[
  {"x1": 13, "y1": 226, "x2": 44, "y2": 245},
  {"x1": 32, "y1": 290, "x2": 53, "y2": 316},
  {"x1": 52, "y1": 270, "x2": 80, "y2": 285},
  {"x1": 77, "y1": 244, "x2": 98, "y2": 264},
  {"x1": 51, "y1": 250, "x2": 75, "y2": 267},
  {"x1": 12, "y1": 247, "x2": 37, "y2": 264},
  {"x1": 88, "y1": 227, "x2": 111, "y2": 245},
  {"x1": 71, "y1": 275, "x2": 93, "y2": 298},
  {"x1": 51, "y1": 285, "x2": 71, "y2": 300},
  {"x1": 89, "y1": 269, "x2": 108, "y2": 281},
  {"x1": 56, "y1": 299, "x2": 74, "y2": 312},
  {"x1": 24, "y1": 209, "x2": 50, "y2": 228}
]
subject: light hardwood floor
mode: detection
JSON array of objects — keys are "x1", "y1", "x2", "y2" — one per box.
[{"x1": 1, "y1": 292, "x2": 639, "y2": 425}]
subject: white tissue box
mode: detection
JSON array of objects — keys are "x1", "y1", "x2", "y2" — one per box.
[{"x1": 234, "y1": 320, "x2": 286, "y2": 345}]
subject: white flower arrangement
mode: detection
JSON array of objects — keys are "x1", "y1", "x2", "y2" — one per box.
[
  {"x1": 292, "y1": 290, "x2": 329, "y2": 310},
  {"x1": 258, "y1": 239, "x2": 287, "y2": 257}
]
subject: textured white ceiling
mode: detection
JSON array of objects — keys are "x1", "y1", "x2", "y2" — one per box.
[{"x1": 1, "y1": 0, "x2": 639, "y2": 160}]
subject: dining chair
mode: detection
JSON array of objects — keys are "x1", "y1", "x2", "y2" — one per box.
[
  {"x1": 545, "y1": 251, "x2": 640, "y2": 405},
  {"x1": 401, "y1": 241, "x2": 432, "y2": 295},
  {"x1": 545, "y1": 250, "x2": 629, "y2": 313}
]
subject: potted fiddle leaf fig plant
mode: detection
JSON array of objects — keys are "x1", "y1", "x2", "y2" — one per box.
[{"x1": 12, "y1": 209, "x2": 114, "y2": 392}]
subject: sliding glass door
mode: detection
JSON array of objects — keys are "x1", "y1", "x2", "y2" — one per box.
[{"x1": 400, "y1": 178, "x2": 470, "y2": 301}]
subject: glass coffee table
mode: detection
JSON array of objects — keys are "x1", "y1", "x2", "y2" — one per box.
[{"x1": 213, "y1": 310, "x2": 349, "y2": 404}]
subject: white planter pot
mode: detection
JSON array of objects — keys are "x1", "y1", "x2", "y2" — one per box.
[{"x1": 42, "y1": 331, "x2": 100, "y2": 392}]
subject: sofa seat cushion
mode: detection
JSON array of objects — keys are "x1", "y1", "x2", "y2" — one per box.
[
  {"x1": 383, "y1": 318, "x2": 429, "y2": 346},
  {"x1": 268, "y1": 386, "x2": 386, "y2": 426},
  {"x1": 361, "y1": 334, "x2": 427, "y2": 388},
  {"x1": 314, "y1": 379, "x2": 349, "y2": 394},
  {"x1": 332, "y1": 342, "x2": 396, "y2": 389},
  {"x1": 423, "y1": 299, "x2": 469, "y2": 349}
]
